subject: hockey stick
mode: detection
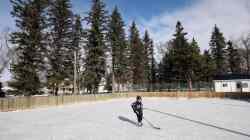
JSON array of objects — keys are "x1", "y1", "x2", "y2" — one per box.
[{"x1": 143, "y1": 116, "x2": 161, "y2": 130}]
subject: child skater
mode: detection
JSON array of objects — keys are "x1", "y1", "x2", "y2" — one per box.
[{"x1": 131, "y1": 96, "x2": 143, "y2": 126}]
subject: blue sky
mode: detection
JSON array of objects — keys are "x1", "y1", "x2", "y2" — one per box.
[
  {"x1": 0, "y1": 0, "x2": 192, "y2": 30},
  {"x1": 75, "y1": 0, "x2": 193, "y2": 21},
  {"x1": 1, "y1": 0, "x2": 250, "y2": 50}
]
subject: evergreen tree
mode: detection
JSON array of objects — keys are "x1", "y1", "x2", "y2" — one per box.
[
  {"x1": 9, "y1": 0, "x2": 48, "y2": 96},
  {"x1": 170, "y1": 21, "x2": 189, "y2": 80},
  {"x1": 200, "y1": 50, "x2": 215, "y2": 82},
  {"x1": 149, "y1": 41, "x2": 157, "y2": 91},
  {"x1": 158, "y1": 51, "x2": 173, "y2": 83},
  {"x1": 142, "y1": 31, "x2": 151, "y2": 90},
  {"x1": 107, "y1": 6, "x2": 128, "y2": 92},
  {"x1": 158, "y1": 41, "x2": 175, "y2": 83},
  {"x1": 209, "y1": 25, "x2": 227, "y2": 74},
  {"x1": 159, "y1": 22, "x2": 201, "y2": 90},
  {"x1": 226, "y1": 41, "x2": 242, "y2": 73},
  {"x1": 47, "y1": 0, "x2": 73, "y2": 95},
  {"x1": 170, "y1": 21, "x2": 193, "y2": 89},
  {"x1": 84, "y1": 0, "x2": 108, "y2": 94},
  {"x1": 188, "y1": 38, "x2": 202, "y2": 81},
  {"x1": 143, "y1": 31, "x2": 156, "y2": 91},
  {"x1": 129, "y1": 21, "x2": 145, "y2": 86},
  {"x1": 72, "y1": 14, "x2": 84, "y2": 94}
]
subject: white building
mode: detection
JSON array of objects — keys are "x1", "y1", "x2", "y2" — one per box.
[
  {"x1": 56, "y1": 78, "x2": 108, "y2": 95},
  {"x1": 213, "y1": 74, "x2": 250, "y2": 93}
]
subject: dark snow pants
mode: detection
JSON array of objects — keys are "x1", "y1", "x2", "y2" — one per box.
[{"x1": 136, "y1": 112, "x2": 143, "y2": 123}]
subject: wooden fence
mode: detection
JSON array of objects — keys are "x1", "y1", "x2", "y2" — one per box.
[{"x1": 0, "y1": 91, "x2": 249, "y2": 112}]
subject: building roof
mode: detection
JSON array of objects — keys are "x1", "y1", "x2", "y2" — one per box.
[{"x1": 214, "y1": 74, "x2": 250, "y2": 80}]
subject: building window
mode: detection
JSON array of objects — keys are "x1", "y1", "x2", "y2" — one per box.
[
  {"x1": 242, "y1": 83, "x2": 248, "y2": 88},
  {"x1": 222, "y1": 83, "x2": 228, "y2": 87}
]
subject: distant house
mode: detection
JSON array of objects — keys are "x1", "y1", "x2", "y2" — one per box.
[
  {"x1": 56, "y1": 78, "x2": 108, "y2": 95},
  {"x1": 213, "y1": 74, "x2": 250, "y2": 93},
  {"x1": 58, "y1": 82, "x2": 74, "y2": 95}
]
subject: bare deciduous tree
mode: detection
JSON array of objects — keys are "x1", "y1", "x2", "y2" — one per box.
[
  {"x1": 240, "y1": 33, "x2": 250, "y2": 73},
  {"x1": 0, "y1": 28, "x2": 15, "y2": 75},
  {"x1": 155, "y1": 41, "x2": 173, "y2": 62}
]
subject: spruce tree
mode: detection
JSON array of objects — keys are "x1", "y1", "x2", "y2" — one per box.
[
  {"x1": 188, "y1": 38, "x2": 202, "y2": 81},
  {"x1": 170, "y1": 21, "x2": 192, "y2": 89},
  {"x1": 9, "y1": 0, "x2": 48, "y2": 96},
  {"x1": 159, "y1": 22, "x2": 201, "y2": 90},
  {"x1": 107, "y1": 6, "x2": 128, "y2": 92},
  {"x1": 226, "y1": 41, "x2": 242, "y2": 73},
  {"x1": 129, "y1": 21, "x2": 145, "y2": 86},
  {"x1": 200, "y1": 50, "x2": 215, "y2": 82},
  {"x1": 209, "y1": 25, "x2": 227, "y2": 74},
  {"x1": 72, "y1": 14, "x2": 84, "y2": 94},
  {"x1": 84, "y1": 0, "x2": 108, "y2": 94},
  {"x1": 142, "y1": 31, "x2": 151, "y2": 90},
  {"x1": 149, "y1": 40, "x2": 157, "y2": 91},
  {"x1": 47, "y1": 0, "x2": 74, "y2": 95},
  {"x1": 159, "y1": 52, "x2": 173, "y2": 83},
  {"x1": 152, "y1": 62, "x2": 157, "y2": 89},
  {"x1": 158, "y1": 41, "x2": 175, "y2": 84},
  {"x1": 171, "y1": 21, "x2": 188, "y2": 79},
  {"x1": 142, "y1": 31, "x2": 156, "y2": 91}
]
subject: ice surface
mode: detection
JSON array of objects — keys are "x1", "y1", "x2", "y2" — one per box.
[{"x1": 0, "y1": 98, "x2": 250, "y2": 140}]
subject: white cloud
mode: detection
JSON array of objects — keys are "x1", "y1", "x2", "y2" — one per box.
[{"x1": 139, "y1": 0, "x2": 250, "y2": 52}]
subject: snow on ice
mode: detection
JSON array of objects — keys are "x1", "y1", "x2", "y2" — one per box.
[{"x1": 0, "y1": 98, "x2": 250, "y2": 140}]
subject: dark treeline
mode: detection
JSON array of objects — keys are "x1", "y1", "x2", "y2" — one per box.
[
  {"x1": 2, "y1": 0, "x2": 248, "y2": 96},
  {"x1": 158, "y1": 23, "x2": 246, "y2": 91},
  {"x1": 159, "y1": 22, "x2": 250, "y2": 91}
]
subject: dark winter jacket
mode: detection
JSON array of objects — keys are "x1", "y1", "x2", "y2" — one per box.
[
  {"x1": 0, "y1": 83, "x2": 5, "y2": 98},
  {"x1": 0, "y1": 90, "x2": 5, "y2": 98},
  {"x1": 131, "y1": 101, "x2": 143, "y2": 115}
]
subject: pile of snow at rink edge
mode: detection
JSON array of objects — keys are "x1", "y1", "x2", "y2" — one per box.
[{"x1": 0, "y1": 98, "x2": 250, "y2": 140}]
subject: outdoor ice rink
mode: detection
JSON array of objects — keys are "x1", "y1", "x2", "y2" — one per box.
[{"x1": 0, "y1": 98, "x2": 250, "y2": 140}]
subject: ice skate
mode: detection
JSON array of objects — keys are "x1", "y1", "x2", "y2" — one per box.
[{"x1": 137, "y1": 122, "x2": 143, "y2": 127}]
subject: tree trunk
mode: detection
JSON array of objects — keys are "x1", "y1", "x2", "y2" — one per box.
[
  {"x1": 247, "y1": 50, "x2": 250, "y2": 74},
  {"x1": 112, "y1": 73, "x2": 116, "y2": 93},
  {"x1": 55, "y1": 85, "x2": 58, "y2": 96},
  {"x1": 188, "y1": 79, "x2": 193, "y2": 92}
]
